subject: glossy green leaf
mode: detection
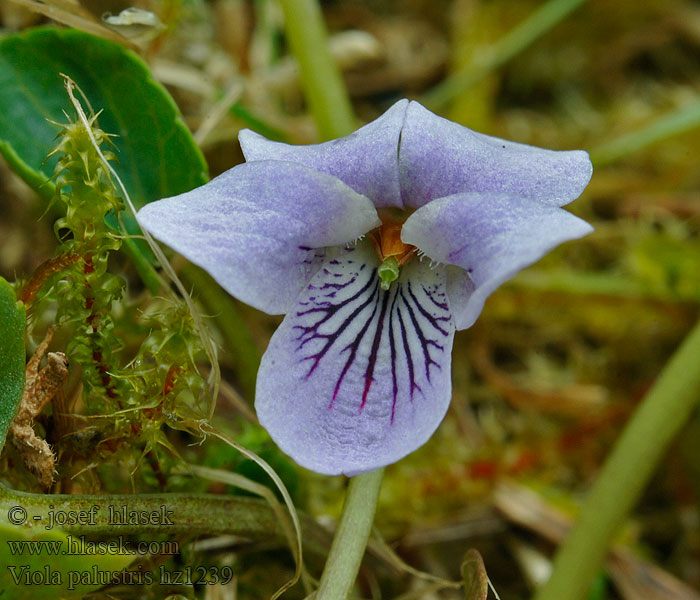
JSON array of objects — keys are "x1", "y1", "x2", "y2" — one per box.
[
  {"x1": 0, "y1": 26, "x2": 207, "y2": 205},
  {"x1": 0, "y1": 277, "x2": 25, "y2": 453},
  {"x1": 0, "y1": 27, "x2": 208, "y2": 273}
]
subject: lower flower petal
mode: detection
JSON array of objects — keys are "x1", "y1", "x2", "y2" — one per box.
[
  {"x1": 255, "y1": 241, "x2": 455, "y2": 476},
  {"x1": 401, "y1": 193, "x2": 594, "y2": 330},
  {"x1": 137, "y1": 161, "x2": 380, "y2": 315}
]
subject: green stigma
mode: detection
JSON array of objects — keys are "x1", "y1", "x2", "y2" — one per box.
[{"x1": 378, "y1": 255, "x2": 400, "y2": 290}]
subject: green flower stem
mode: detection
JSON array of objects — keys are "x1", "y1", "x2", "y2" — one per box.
[
  {"x1": 421, "y1": 0, "x2": 587, "y2": 110},
  {"x1": 276, "y1": 3, "x2": 382, "y2": 598},
  {"x1": 0, "y1": 483, "x2": 331, "y2": 558},
  {"x1": 278, "y1": 0, "x2": 356, "y2": 140},
  {"x1": 534, "y1": 318, "x2": 700, "y2": 600},
  {"x1": 590, "y1": 99, "x2": 700, "y2": 167},
  {"x1": 315, "y1": 468, "x2": 384, "y2": 600}
]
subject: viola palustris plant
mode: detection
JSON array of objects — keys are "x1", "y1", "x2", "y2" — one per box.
[{"x1": 137, "y1": 99, "x2": 593, "y2": 476}]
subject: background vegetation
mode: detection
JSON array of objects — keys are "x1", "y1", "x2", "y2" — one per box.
[{"x1": 0, "y1": 0, "x2": 699, "y2": 598}]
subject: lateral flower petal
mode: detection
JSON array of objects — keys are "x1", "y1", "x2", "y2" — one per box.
[
  {"x1": 401, "y1": 193, "x2": 594, "y2": 330},
  {"x1": 137, "y1": 161, "x2": 380, "y2": 315},
  {"x1": 398, "y1": 101, "x2": 593, "y2": 209},
  {"x1": 239, "y1": 100, "x2": 408, "y2": 208},
  {"x1": 255, "y1": 241, "x2": 455, "y2": 476}
]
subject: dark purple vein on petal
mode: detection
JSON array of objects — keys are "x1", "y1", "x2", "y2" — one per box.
[
  {"x1": 399, "y1": 286, "x2": 445, "y2": 382},
  {"x1": 395, "y1": 300, "x2": 421, "y2": 400},
  {"x1": 301, "y1": 249, "x2": 326, "y2": 265},
  {"x1": 423, "y1": 285, "x2": 449, "y2": 311},
  {"x1": 297, "y1": 275, "x2": 379, "y2": 376},
  {"x1": 293, "y1": 268, "x2": 375, "y2": 360},
  {"x1": 406, "y1": 281, "x2": 451, "y2": 335},
  {"x1": 296, "y1": 274, "x2": 363, "y2": 318},
  {"x1": 360, "y1": 286, "x2": 393, "y2": 412},
  {"x1": 330, "y1": 283, "x2": 381, "y2": 409},
  {"x1": 293, "y1": 252, "x2": 453, "y2": 424},
  {"x1": 387, "y1": 287, "x2": 400, "y2": 422}
]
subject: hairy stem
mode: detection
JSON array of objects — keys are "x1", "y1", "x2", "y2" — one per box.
[
  {"x1": 534, "y1": 318, "x2": 700, "y2": 600},
  {"x1": 0, "y1": 483, "x2": 330, "y2": 558}
]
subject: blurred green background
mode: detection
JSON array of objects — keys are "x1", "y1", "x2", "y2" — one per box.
[{"x1": 0, "y1": 0, "x2": 699, "y2": 598}]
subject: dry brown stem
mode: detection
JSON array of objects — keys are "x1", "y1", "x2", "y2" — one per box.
[{"x1": 10, "y1": 326, "x2": 68, "y2": 489}]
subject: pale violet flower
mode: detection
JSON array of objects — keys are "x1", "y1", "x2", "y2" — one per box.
[{"x1": 137, "y1": 100, "x2": 593, "y2": 476}]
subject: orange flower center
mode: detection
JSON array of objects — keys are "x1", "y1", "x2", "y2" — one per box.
[{"x1": 368, "y1": 216, "x2": 417, "y2": 266}]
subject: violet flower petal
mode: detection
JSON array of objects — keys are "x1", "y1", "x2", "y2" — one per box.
[
  {"x1": 239, "y1": 100, "x2": 408, "y2": 208},
  {"x1": 399, "y1": 101, "x2": 593, "y2": 209},
  {"x1": 255, "y1": 241, "x2": 455, "y2": 476},
  {"x1": 137, "y1": 161, "x2": 380, "y2": 315},
  {"x1": 401, "y1": 192, "x2": 593, "y2": 330}
]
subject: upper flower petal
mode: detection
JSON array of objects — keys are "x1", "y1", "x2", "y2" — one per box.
[
  {"x1": 137, "y1": 161, "x2": 380, "y2": 315},
  {"x1": 239, "y1": 100, "x2": 408, "y2": 209},
  {"x1": 398, "y1": 101, "x2": 593, "y2": 209},
  {"x1": 255, "y1": 241, "x2": 455, "y2": 476},
  {"x1": 401, "y1": 193, "x2": 594, "y2": 330}
]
